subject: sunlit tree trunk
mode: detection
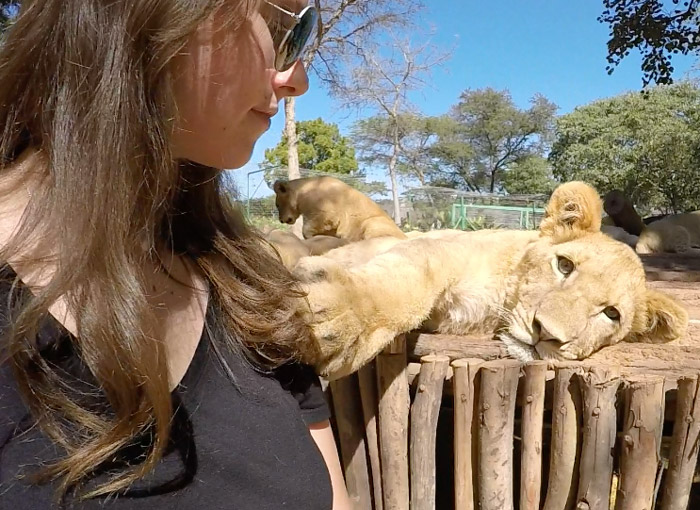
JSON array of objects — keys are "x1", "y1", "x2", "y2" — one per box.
[
  {"x1": 389, "y1": 121, "x2": 401, "y2": 224},
  {"x1": 284, "y1": 96, "x2": 303, "y2": 237}
]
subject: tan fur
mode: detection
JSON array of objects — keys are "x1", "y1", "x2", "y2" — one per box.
[
  {"x1": 263, "y1": 229, "x2": 347, "y2": 270},
  {"x1": 304, "y1": 235, "x2": 348, "y2": 256},
  {"x1": 273, "y1": 176, "x2": 406, "y2": 242},
  {"x1": 636, "y1": 211, "x2": 700, "y2": 254},
  {"x1": 294, "y1": 181, "x2": 688, "y2": 379},
  {"x1": 263, "y1": 229, "x2": 310, "y2": 269}
]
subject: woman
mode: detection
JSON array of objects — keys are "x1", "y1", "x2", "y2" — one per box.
[{"x1": 0, "y1": 1, "x2": 351, "y2": 508}]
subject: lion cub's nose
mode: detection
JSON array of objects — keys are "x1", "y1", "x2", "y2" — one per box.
[{"x1": 532, "y1": 317, "x2": 563, "y2": 345}]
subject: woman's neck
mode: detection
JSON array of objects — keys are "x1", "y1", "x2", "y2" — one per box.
[
  {"x1": 0, "y1": 147, "x2": 45, "y2": 223},
  {"x1": 0, "y1": 148, "x2": 51, "y2": 265}
]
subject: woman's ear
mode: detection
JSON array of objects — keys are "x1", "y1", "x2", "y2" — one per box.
[
  {"x1": 539, "y1": 181, "x2": 603, "y2": 240},
  {"x1": 630, "y1": 288, "x2": 688, "y2": 344}
]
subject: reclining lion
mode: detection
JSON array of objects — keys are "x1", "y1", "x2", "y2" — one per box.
[
  {"x1": 636, "y1": 212, "x2": 700, "y2": 254},
  {"x1": 603, "y1": 189, "x2": 700, "y2": 254},
  {"x1": 273, "y1": 176, "x2": 406, "y2": 241},
  {"x1": 295, "y1": 181, "x2": 688, "y2": 379}
]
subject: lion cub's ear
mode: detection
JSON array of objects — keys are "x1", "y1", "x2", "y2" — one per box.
[
  {"x1": 631, "y1": 289, "x2": 689, "y2": 344},
  {"x1": 273, "y1": 180, "x2": 289, "y2": 195},
  {"x1": 539, "y1": 181, "x2": 603, "y2": 240}
]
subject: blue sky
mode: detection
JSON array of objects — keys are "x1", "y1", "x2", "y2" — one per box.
[{"x1": 232, "y1": 0, "x2": 698, "y2": 197}]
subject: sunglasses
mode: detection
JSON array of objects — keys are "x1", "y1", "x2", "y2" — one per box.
[{"x1": 264, "y1": 2, "x2": 318, "y2": 72}]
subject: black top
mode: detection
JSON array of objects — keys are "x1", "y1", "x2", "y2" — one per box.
[{"x1": 0, "y1": 268, "x2": 333, "y2": 509}]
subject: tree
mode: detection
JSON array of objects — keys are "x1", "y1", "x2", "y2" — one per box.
[
  {"x1": 549, "y1": 82, "x2": 700, "y2": 213},
  {"x1": 599, "y1": 0, "x2": 700, "y2": 86},
  {"x1": 261, "y1": 118, "x2": 358, "y2": 177},
  {"x1": 352, "y1": 113, "x2": 440, "y2": 188},
  {"x1": 501, "y1": 155, "x2": 557, "y2": 195},
  {"x1": 279, "y1": 0, "x2": 422, "y2": 235},
  {"x1": 391, "y1": 114, "x2": 439, "y2": 186},
  {"x1": 345, "y1": 35, "x2": 450, "y2": 222},
  {"x1": 419, "y1": 115, "x2": 476, "y2": 190},
  {"x1": 262, "y1": 117, "x2": 388, "y2": 197},
  {"x1": 431, "y1": 88, "x2": 557, "y2": 193},
  {"x1": 283, "y1": 0, "x2": 423, "y2": 181}
]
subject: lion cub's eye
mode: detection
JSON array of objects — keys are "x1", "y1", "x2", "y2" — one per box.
[
  {"x1": 556, "y1": 256, "x2": 575, "y2": 276},
  {"x1": 603, "y1": 306, "x2": 620, "y2": 321}
]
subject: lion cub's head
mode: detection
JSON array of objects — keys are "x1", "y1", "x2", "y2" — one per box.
[
  {"x1": 273, "y1": 180, "x2": 300, "y2": 225},
  {"x1": 501, "y1": 181, "x2": 688, "y2": 362}
]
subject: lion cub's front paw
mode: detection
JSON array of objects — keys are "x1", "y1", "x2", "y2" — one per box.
[
  {"x1": 294, "y1": 256, "x2": 408, "y2": 378},
  {"x1": 294, "y1": 257, "x2": 367, "y2": 346}
]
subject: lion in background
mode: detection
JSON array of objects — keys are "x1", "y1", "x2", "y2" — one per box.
[
  {"x1": 603, "y1": 189, "x2": 700, "y2": 254},
  {"x1": 273, "y1": 176, "x2": 406, "y2": 242},
  {"x1": 294, "y1": 181, "x2": 688, "y2": 379},
  {"x1": 635, "y1": 212, "x2": 700, "y2": 254}
]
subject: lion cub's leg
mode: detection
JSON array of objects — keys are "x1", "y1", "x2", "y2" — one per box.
[
  {"x1": 302, "y1": 214, "x2": 338, "y2": 239},
  {"x1": 295, "y1": 238, "x2": 465, "y2": 378}
]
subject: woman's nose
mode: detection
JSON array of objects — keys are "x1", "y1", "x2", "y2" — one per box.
[{"x1": 272, "y1": 60, "x2": 310, "y2": 98}]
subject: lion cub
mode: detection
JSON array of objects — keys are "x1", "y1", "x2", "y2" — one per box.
[
  {"x1": 273, "y1": 176, "x2": 406, "y2": 242},
  {"x1": 294, "y1": 181, "x2": 688, "y2": 379}
]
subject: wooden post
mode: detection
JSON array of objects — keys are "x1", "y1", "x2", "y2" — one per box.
[
  {"x1": 329, "y1": 374, "x2": 373, "y2": 510},
  {"x1": 358, "y1": 362, "x2": 383, "y2": 510},
  {"x1": 376, "y1": 336, "x2": 410, "y2": 510},
  {"x1": 543, "y1": 363, "x2": 583, "y2": 510},
  {"x1": 520, "y1": 361, "x2": 547, "y2": 510},
  {"x1": 615, "y1": 375, "x2": 665, "y2": 510},
  {"x1": 576, "y1": 364, "x2": 621, "y2": 510},
  {"x1": 603, "y1": 189, "x2": 645, "y2": 236},
  {"x1": 477, "y1": 359, "x2": 521, "y2": 510},
  {"x1": 410, "y1": 354, "x2": 450, "y2": 510},
  {"x1": 452, "y1": 358, "x2": 484, "y2": 510},
  {"x1": 660, "y1": 374, "x2": 700, "y2": 510}
]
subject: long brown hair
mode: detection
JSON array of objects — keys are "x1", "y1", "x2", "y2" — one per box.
[{"x1": 0, "y1": 0, "x2": 312, "y2": 499}]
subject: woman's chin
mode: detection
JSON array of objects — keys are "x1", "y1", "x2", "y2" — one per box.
[
  {"x1": 221, "y1": 142, "x2": 256, "y2": 170},
  {"x1": 181, "y1": 145, "x2": 255, "y2": 170}
]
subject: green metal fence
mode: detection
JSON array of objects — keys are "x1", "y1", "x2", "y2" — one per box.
[{"x1": 451, "y1": 198, "x2": 546, "y2": 230}]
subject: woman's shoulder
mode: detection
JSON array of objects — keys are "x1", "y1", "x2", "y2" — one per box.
[{"x1": 272, "y1": 361, "x2": 329, "y2": 425}]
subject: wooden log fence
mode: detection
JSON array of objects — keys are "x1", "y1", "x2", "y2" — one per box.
[
  {"x1": 477, "y1": 359, "x2": 520, "y2": 510},
  {"x1": 520, "y1": 361, "x2": 547, "y2": 510},
  {"x1": 410, "y1": 355, "x2": 450, "y2": 510},
  {"x1": 376, "y1": 336, "x2": 410, "y2": 510},
  {"x1": 328, "y1": 341, "x2": 700, "y2": 510},
  {"x1": 616, "y1": 375, "x2": 665, "y2": 510},
  {"x1": 452, "y1": 358, "x2": 483, "y2": 510}
]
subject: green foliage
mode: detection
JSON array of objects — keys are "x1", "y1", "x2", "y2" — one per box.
[
  {"x1": 428, "y1": 88, "x2": 558, "y2": 192},
  {"x1": 400, "y1": 192, "x2": 454, "y2": 231},
  {"x1": 262, "y1": 118, "x2": 358, "y2": 176},
  {"x1": 392, "y1": 115, "x2": 441, "y2": 186},
  {"x1": 259, "y1": 119, "x2": 387, "y2": 198},
  {"x1": 599, "y1": 0, "x2": 700, "y2": 86},
  {"x1": 502, "y1": 155, "x2": 558, "y2": 195},
  {"x1": 351, "y1": 89, "x2": 558, "y2": 196},
  {"x1": 416, "y1": 115, "x2": 475, "y2": 189},
  {"x1": 460, "y1": 216, "x2": 503, "y2": 231},
  {"x1": 246, "y1": 215, "x2": 291, "y2": 232},
  {"x1": 241, "y1": 195, "x2": 291, "y2": 232},
  {"x1": 550, "y1": 82, "x2": 700, "y2": 213}
]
